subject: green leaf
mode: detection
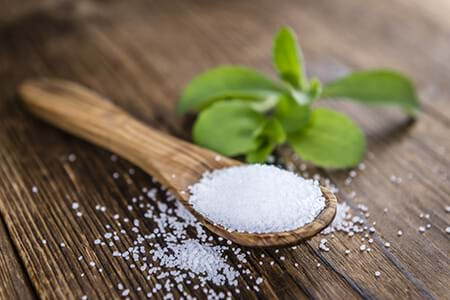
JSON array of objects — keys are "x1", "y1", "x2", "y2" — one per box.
[
  {"x1": 273, "y1": 26, "x2": 307, "y2": 89},
  {"x1": 288, "y1": 108, "x2": 366, "y2": 168},
  {"x1": 246, "y1": 118, "x2": 286, "y2": 163},
  {"x1": 246, "y1": 96, "x2": 279, "y2": 113},
  {"x1": 275, "y1": 95, "x2": 311, "y2": 134},
  {"x1": 193, "y1": 101, "x2": 266, "y2": 156},
  {"x1": 246, "y1": 143, "x2": 276, "y2": 163},
  {"x1": 259, "y1": 118, "x2": 287, "y2": 145},
  {"x1": 322, "y1": 70, "x2": 420, "y2": 116},
  {"x1": 178, "y1": 66, "x2": 287, "y2": 114},
  {"x1": 307, "y1": 77, "x2": 322, "y2": 101}
]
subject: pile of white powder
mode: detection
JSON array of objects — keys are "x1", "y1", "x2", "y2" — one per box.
[{"x1": 189, "y1": 164, "x2": 326, "y2": 233}]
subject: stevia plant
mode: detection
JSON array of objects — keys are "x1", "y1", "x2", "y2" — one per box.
[{"x1": 177, "y1": 27, "x2": 420, "y2": 168}]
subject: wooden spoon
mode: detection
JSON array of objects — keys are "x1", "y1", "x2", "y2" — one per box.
[{"x1": 19, "y1": 79, "x2": 337, "y2": 247}]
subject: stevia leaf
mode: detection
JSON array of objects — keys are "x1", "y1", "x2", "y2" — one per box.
[
  {"x1": 246, "y1": 96, "x2": 279, "y2": 113},
  {"x1": 275, "y1": 95, "x2": 311, "y2": 134},
  {"x1": 273, "y1": 26, "x2": 307, "y2": 89},
  {"x1": 260, "y1": 118, "x2": 287, "y2": 145},
  {"x1": 246, "y1": 118, "x2": 286, "y2": 163},
  {"x1": 246, "y1": 142, "x2": 276, "y2": 163},
  {"x1": 177, "y1": 66, "x2": 287, "y2": 114},
  {"x1": 322, "y1": 70, "x2": 421, "y2": 116},
  {"x1": 307, "y1": 77, "x2": 322, "y2": 101},
  {"x1": 288, "y1": 108, "x2": 366, "y2": 168},
  {"x1": 193, "y1": 100, "x2": 266, "y2": 156}
]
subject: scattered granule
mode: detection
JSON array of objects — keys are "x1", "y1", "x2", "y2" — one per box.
[
  {"x1": 357, "y1": 204, "x2": 368, "y2": 212},
  {"x1": 418, "y1": 226, "x2": 426, "y2": 233},
  {"x1": 445, "y1": 206, "x2": 450, "y2": 213},
  {"x1": 445, "y1": 227, "x2": 450, "y2": 234},
  {"x1": 360, "y1": 244, "x2": 367, "y2": 252},
  {"x1": 81, "y1": 295, "x2": 87, "y2": 300},
  {"x1": 389, "y1": 175, "x2": 402, "y2": 184},
  {"x1": 31, "y1": 186, "x2": 38, "y2": 193},
  {"x1": 72, "y1": 202, "x2": 80, "y2": 210},
  {"x1": 374, "y1": 271, "x2": 381, "y2": 278},
  {"x1": 319, "y1": 239, "x2": 330, "y2": 252},
  {"x1": 321, "y1": 202, "x2": 351, "y2": 234},
  {"x1": 397, "y1": 230, "x2": 403, "y2": 236},
  {"x1": 384, "y1": 242, "x2": 390, "y2": 248},
  {"x1": 156, "y1": 239, "x2": 239, "y2": 286},
  {"x1": 344, "y1": 249, "x2": 350, "y2": 255},
  {"x1": 41, "y1": 239, "x2": 47, "y2": 245},
  {"x1": 189, "y1": 165, "x2": 325, "y2": 233},
  {"x1": 60, "y1": 242, "x2": 65, "y2": 248},
  {"x1": 255, "y1": 277, "x2": 263, "y2": 285},
  {"x1": 68, "y1": 153, "x2": 77, "y2": 162}
]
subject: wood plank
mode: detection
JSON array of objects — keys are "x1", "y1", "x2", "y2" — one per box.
[
  {"x1": 0, "y1": 217, "x2": 36, "y2": 300},
  {"x1": 0, "y1": 0, "x2": 448, "y2": 299}
]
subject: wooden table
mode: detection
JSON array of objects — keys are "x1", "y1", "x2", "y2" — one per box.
[{"x1": 0, "y1": 0, "x2": 449, "y2": 299}]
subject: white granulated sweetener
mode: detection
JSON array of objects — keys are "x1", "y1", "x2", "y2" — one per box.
[{"x1": 188, "y1": 164, "x2": 326, "y2": 233}]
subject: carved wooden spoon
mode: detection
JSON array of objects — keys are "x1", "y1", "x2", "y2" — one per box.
[{"x1": 19, "y1": 79, "x2": 337, "y2": 247}]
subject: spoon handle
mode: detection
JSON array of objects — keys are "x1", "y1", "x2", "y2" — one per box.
[{"x1": 19, "y1": 79, "x2": 237, "y2": 199}]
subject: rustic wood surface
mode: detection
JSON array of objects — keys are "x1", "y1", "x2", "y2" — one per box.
[{"x1": 0, "y1": 0, "x2": 449, "y2": 299}]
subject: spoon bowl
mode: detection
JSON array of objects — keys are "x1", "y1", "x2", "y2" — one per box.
[{"x1": 19, "y1": 79, "x2": 337, "y2": 247}]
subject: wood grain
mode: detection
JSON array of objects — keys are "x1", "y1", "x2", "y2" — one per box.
[
  {"x1": 0, "y1": 0, "x2": 449, "y2": 299},
  {"x1": 0, "y1": 218, "x2": 36, "y2": 300}
]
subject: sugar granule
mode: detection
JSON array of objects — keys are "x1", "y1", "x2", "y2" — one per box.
[
  {"x1": 189, "y1": 165, "x2": 325, "y2": 233},
  {"x1": 321, "y1": 202, "x2": 351, "y2": 234},
  {"x1": 155, "y1": 239, "x2": 239, "y2": 286}
]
